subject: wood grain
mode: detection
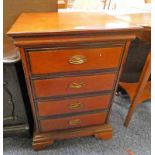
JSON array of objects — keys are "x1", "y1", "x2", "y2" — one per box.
[
  {"x1": 116, "y1": 13, "x2": 151, "y2": 28},
  {"x1": 32, "y1": 124, "x2": 112, "y2": 150},
  {"x1": 28, "y1": 47, "x2": 123, "y2": 75},
  {"x1": 39, "y1": 112, "x2": 107, "y2": 132},
  {"x1": 7, "y1": 12, "x2": 141, "y2": 37},
  {"x1": 37, "y1": 94, "x2": 111, "y2": 116},
  {"x1": 33, "y1": 73, "x2": 116, "y2": 98}
]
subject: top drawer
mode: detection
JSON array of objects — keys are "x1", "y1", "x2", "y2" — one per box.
[{"x1": 28, "y1": 47, "x2": 123, "y2": 75}]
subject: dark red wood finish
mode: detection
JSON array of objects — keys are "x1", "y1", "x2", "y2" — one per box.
[
  {"x1": 33, "y1": 73, "x2": 116, "y2": 98},
  {"x1": 37, "y1": 94, "x2": 111, "y2": 116},
  {"x1": 7, "y1": 12, "x2": 139, "y2": 150},
  {"x1": 39, "y1": 112, "x2": 107, "y2": 132},
  {"x1": 28, "y1": 47, "x2": 123, "y2": 74}
]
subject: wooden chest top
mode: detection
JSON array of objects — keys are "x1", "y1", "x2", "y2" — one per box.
[{"x1": 7, "y1": 12, "x2": 141, "y2": 37}]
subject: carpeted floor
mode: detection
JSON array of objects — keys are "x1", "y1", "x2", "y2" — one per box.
[{"x1": 3, "y1": 95, "x2": 151, "y2": 155}]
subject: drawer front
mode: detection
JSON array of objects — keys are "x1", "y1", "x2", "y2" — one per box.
[
  {"x1": 38, "y1": 95, "x2": 111, "y2": 116},
  {"x1": 33, "y1": 73, "x2": 116, "y2": 98},
  {"x1": 39, "y1": 112, "x2": 107, "y2": 132},
  {"x1": 28, "y1": 47, "x2": 123, "y2": 75}
]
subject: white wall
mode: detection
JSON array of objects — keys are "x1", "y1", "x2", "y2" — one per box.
[{"x1": 113, "y1": 0, "x2": 145, "y2": 9}]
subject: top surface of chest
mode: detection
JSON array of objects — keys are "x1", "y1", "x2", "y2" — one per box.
[
  {"x1": 7, "y1": 12, "x2": 141, "y2": 37},
  {"x1": 116, "y1": 13, "x2": 151, "y2": 28}
]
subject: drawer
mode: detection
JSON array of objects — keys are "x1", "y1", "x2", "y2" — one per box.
[
  {"x1": 28, "y1": 47, "x2": 123, "y2": 75},
  {"x1": 39, "y1": 112, "x2": 107, "y2": 132},
  {"x1": 37, "y1": 94, "x2": 111, "y2": 116},
  {"x1": 33, "y1": 73, "x2": 116, "y2": 98}
]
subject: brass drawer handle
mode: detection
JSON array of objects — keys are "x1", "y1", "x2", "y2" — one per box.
[
  {"x1": 69, "y1": 55, "x2": 87, "y2": 64},
  {"x1": 69, "y1": 119, "x2": 81, "y2": 126},
  {"x1": 69, "y1": 82, "x2": 85, "y2": 89},
  {"x1": 69, "y1": 102, "x2": 82, "y2": 110}
]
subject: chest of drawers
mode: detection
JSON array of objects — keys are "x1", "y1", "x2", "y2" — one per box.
[{"x1": 7, "y1": 12, "x2": 140, "y2": 150}]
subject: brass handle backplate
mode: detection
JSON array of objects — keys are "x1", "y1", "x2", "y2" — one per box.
[
  {"x1": 69, "y1": 102, "x2": 82, "y2": 110},
  {"x1": 69, "y1": 55, "x2": 86, "y2": 64},
  {"x1": 69, "y1": 119, "x2": 81, "y2": 126},
  {"x1": 69, "y1": 82, "x2": 85, "y2": 89}
]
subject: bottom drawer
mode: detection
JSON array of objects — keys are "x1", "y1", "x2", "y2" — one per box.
[{"x1": 39, "y1": 112, "x2": 107, "y2": 132}]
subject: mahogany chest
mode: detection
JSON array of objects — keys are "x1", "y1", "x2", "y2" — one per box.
[{"x1": 7, "y1": 12, "x2": 140, "y2": 150}]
